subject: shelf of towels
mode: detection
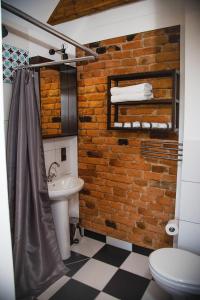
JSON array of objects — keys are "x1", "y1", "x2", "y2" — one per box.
[
  {"x1": 110, "y1": 83, "x2": 153, "y2": 103},
  {"x1": 113, "y1": 122, "x2": 172, "y2": 129},
  {"x1": 107, "y1": 70, "x2": 179, "y2": 133}
]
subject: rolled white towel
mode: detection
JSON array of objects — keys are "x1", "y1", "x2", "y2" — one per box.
[
  {"x1": 132, "y1": 121, "x2": 141, "y2": 128},
  {"x1": 114, "y1": 122, "x2": 123, "y2": 127},
  {"x1": 151, "y1": 122, "x2": 168, "y2": 129},
  {"x1": 168, "y1": 122, "x2": 172, "y2": 129},
  {"x1": 157, "y1": 123, "x2": 168, "y2": 129},
  {"x1": 111, "y1": 93, "x2": 153, "y2": 103},
  {"x1": 123, "y1": 122, "x2": 131, "y2": 128},
  {"x1": 142, "y1": 122, "x2": 151, "y2": 128},
  {"x1": 111, "y1": 83, "x2": 152, "y2": 96}
]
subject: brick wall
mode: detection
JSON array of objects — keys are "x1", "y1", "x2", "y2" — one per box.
[
  {"x1": 77, "y1": 25, "x2": 180, "y2": 249},
  {"x1": 40, "y1": 68, "x2": 61, "y2": 136}
]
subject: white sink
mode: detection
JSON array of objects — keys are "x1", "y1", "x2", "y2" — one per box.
[
  {"x1": 48, "y1": 175, "x2": 84, "y2": 200},
  {"x1": 48, "y1": 174, "x2": 84, "y2": 260}
]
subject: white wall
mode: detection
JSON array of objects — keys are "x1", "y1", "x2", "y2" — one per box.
[
  {"x1": 55, "y1": 0, "x2": 184, "y2": 44},
  {"x1": 43, "y1": 136, "x2": 79, "y2": 218},
  {"x1": 0, "y1": 8, "x2": 15, "y2": 300},
  {"x1": 177, "y1": 0, "x2": 200, "y2": 255}
]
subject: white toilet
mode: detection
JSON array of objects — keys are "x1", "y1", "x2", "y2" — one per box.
[{"x1": 149, "y1": 248, "x2": 200, "y2": 300}]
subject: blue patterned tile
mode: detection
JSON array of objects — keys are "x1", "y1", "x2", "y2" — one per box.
[{"x1": 2, "y1": 43, "x2": 29, "y2": 83}]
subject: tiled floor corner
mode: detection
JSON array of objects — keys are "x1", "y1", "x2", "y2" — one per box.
[{"x1": 37, "y1": 236, "x2": 172, "y2": 300}]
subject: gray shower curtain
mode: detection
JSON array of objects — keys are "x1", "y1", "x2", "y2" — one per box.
[{"x1": 7, "y1": 69, "x2": 67, "y2": 300}]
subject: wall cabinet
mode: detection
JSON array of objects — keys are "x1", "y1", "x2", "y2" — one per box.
[{"x1": 30, "y1": 56, "x2": 78, "y2": 138}]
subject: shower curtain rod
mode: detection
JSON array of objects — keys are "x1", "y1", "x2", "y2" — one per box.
[
  {"x1": 17, "y1": 56, "x2": 95, "y2": 69},
  {"x1": 1, "y1": 1, "x2": 98, "y2": 60}
]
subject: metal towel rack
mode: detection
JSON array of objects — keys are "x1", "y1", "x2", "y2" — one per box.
[{"x1": 141, "y1": 140, "x2": 183, "y2": 162}]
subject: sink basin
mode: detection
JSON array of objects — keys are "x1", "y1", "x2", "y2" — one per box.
[
  {"x1": 48, "y1": 175, "x2": 84, "y2": 200},
  {"x1": 48, "y1": 174, "x2": 84, "y2": 260}
]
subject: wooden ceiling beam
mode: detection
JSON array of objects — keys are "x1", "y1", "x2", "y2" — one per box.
[{"x1": 48, "y1": 0, "x2": 138, "y2": 25}]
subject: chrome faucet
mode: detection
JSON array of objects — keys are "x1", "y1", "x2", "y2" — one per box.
[{"x1": 47, "y1": 161, "x2": 60, "y2": 182}]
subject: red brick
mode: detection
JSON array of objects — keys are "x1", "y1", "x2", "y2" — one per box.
[
  {"x1": 84, "y1": 61, "x2": 105, "y2": 71},
  {"x1": 121, "y1": 58, "x2": 137, "y2": 66},
  {"x1": 152, "y1": 165, "x2": 168, "y2": 173},
  {"x1": 143, "y1": 29, "x2": 165, "y2": 38},
  {"x1": 138, "y1": 55, "x2": 156, "y2": 65},
  {"x1": 122, "y1": 40, "x2": 142, "y2": 50},
  {"x1": 105, "y1": 60, "x2": 121, "y2": 68},
  {"x1": 144, "y1": 36, "x2": 168, "y2": 47},
  {"x1": 132, "y1": 47, "x2": 161, "y2": 57},
  {"x1": 112, "y1": 51, "x2": 132, "y2": 59},
  {"x1": 103, "y1": 36, "x2": 126, "y2": 45},
  {"x1": 156, "y1": 51, "x2": 180, "y2": 63}
]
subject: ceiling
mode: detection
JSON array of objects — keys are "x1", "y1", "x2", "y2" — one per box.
[
  {"x1": 48, "y1": 0, "x2": 137, "y2": 25},
  {"x1": 3, "y1": 0, "x2": 60, "y2": 24}
]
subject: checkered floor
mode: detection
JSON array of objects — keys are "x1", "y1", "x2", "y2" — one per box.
[{"x1": 38, "y1": 236, "x2": 172, "y2": 300}]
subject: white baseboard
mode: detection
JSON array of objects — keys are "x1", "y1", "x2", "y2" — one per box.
[{"x1": 106, "y1": 236, "x2": 132, "y2": 251}]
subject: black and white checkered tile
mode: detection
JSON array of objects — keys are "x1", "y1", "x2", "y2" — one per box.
[{"x1": 37, "y1": 233, "x2": 172, "y2": 300}]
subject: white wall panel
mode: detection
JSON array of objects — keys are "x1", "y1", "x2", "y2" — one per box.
[
  {"x1": 43, "y1": 137, "x2": 79, "y2": 218},
  {"x1": 178, "y1": 220, "x2": 200, "y2": 255},
  {"x1": 183, "y1": 0, "x2": 200, "y2": 140},
  {"x1": 181, "y1": 140, "x2": 200, "y2": 183},
  {"x1": 179, "y1": 181, "x2": 200, "y2": 223},
  {"x1": 0, "y1": 12, "x2": 15, "y2": 299},
  {"x1": 177, "y1": 1, "x2": 200, "y2": 250}
]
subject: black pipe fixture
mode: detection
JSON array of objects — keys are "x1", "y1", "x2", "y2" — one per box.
[
  {"x1": 2, "y1": 24, "x2": 8, "y2": 38},
  {"x1": 49, "y1": 44, "x2": 68, "y2": 60}
]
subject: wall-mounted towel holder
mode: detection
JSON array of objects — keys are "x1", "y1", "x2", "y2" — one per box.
[
  {"x1": 107, "y1": 70, "x2": 180, "y2": 133},
  {"x1": 141, "y1": 140, "x2": 183, "y2": 161}
]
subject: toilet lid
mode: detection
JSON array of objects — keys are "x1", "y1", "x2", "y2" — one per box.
[{"x1": 149, "y1": 248, "x2": 200, "y2": 286}]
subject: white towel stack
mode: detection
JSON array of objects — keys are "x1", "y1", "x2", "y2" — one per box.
[{"x1": 111, "y1": 83, "x2": 153, "y2": 103}]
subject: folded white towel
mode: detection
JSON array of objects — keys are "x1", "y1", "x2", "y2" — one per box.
[
  {"x1": 114, "y1": 122, "x2": 123, "y2": 127},
  {"x1": 132, "y1": 121, "x2": 141, "y2": 128},
  {"x1": 168, "y1": 122, "x2": 172, "y2": 129},
  {"x1": 142, "y1": 122, "x2": 151, "y2": 128},
  {"x1": 111, "y1": 93, "x2": 153, "y2": 103},
  {"x1": 111, "y1": 83, "x2": 152, "y2": 96}
]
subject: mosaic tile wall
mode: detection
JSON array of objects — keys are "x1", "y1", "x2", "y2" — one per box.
[{"x1": 2, "y1": 43, "x2": 29, "y2": 83}]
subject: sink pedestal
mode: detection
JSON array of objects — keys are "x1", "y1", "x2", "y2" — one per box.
[
  {"x1": 48, "y1": 175, "x2": 84, "y2": 260},
  {"x1": 51, "y1": 197, "x2": 71, "y2": 260}
]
